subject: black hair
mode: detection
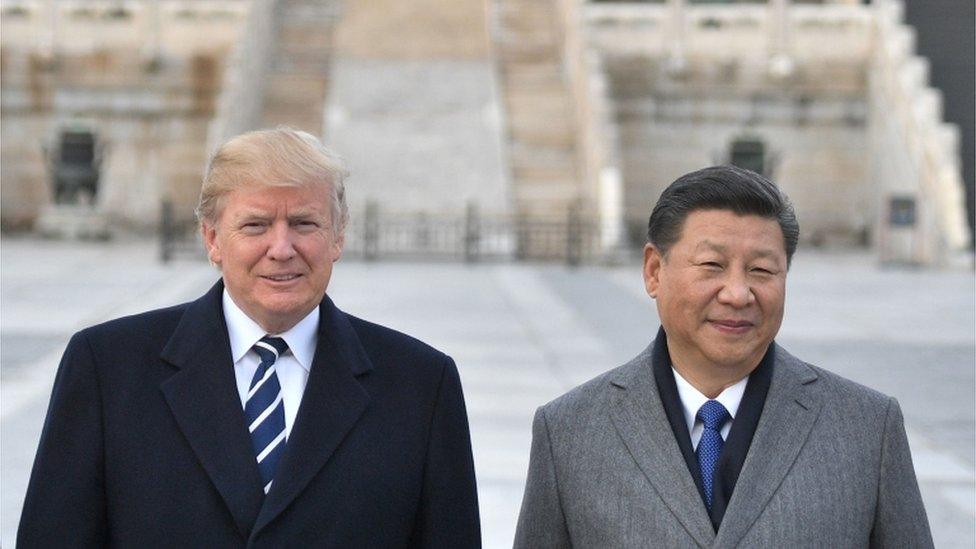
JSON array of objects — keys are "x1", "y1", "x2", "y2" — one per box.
[{"x1": 647, "y1": 165, "x2": 799, "y2": 266}]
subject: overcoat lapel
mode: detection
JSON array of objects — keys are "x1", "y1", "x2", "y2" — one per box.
[
  {"x1": 251, "y1": 295, "x2": 373, "y2": 536},
  {"x1": 159, "y1": 281, "x2": 265, "y2": 538},
  {"x1": 714, "y1": 345, "x2": 822, "y2": 548},
  {"x1": 608, "y1": 348, "x2": 716, "y2": 549}
]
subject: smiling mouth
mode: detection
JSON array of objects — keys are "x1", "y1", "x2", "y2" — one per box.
[
  {"x1": 262, "y1": 274, "x2": 302, "y2": 282},
  {"x1": 708, "y1": 320, "x2": 755, "y2": 333}
]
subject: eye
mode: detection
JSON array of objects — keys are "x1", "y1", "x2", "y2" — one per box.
[
  {"x1": 240, "y1": 221, "x2": 267, "y2": 233},
  {"x1": 292, "y1": 219, "x2": 321, "y2": 231},
  {"x1": 750, "y1": 266, "x2": 775, "y2": 275},
  {"x1": 700, "y1": 261, "x2": 723, "y2": 270}
]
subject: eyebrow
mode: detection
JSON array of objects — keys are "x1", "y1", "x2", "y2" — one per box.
[
  {"x1": 287, "y1": 210, "x2": 317, "y2": 218},
  {"x1": 233, "y1": 208, "x2": 323, "y2": 220},
  {"x1": 233, "y1": 210, "x2": 271, "y2": 221},
  {"x1": 696, "y1": 240, "x2": 781, "y2": 260},
  {"x1": 696, "y1": 240, "x2": 726, "y2": 253}
]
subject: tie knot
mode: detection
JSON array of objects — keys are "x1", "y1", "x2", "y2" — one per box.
[
  {"x1": 254, "y1": 336, "x2": 289, "y2": 363},
  {"x1": 697, "y1": 400, "x2": 730, "y2": 431}
]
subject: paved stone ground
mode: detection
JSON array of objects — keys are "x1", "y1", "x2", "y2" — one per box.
[{"x1": 2, "y1": 237, "x2": 973, "y2": 547}]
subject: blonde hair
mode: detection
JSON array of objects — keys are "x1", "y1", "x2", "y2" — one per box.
[{"x1": 196, "y1": 127, "x2": 349, "y2": 235}]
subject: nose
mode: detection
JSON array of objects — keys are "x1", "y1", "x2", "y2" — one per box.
[
  {"x1": 266, "y1": 222, "x2": 297, "y2": 261},
  {"x1": 717, "y1": 271, "x2": 754, "y2": 308}
]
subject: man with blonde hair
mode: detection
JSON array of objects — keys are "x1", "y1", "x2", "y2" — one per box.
[{"x1": 19, "y1": 127, "x2": 482, "y2": 547}]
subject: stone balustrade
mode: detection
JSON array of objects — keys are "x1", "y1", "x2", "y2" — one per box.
[
  {"x1": 1, "y1": 1, "x2": 246, "y2": 59},
  {"x1": 586, "y1": 3, "x2": 872, "y2": 70}
]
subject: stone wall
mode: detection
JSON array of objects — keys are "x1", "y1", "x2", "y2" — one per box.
[
  {"x1": 608, "y1": 65, "x2": 871, "y2": 244},
  {"x1": 592, "y1": 3, "x2": 873, "y2": 246},
  {"x1": 582, "y1": 1, "x2": 969, "y2": 264},
  {"x1": 0, "y1": 1, "x2": 245, "y2": 230}
]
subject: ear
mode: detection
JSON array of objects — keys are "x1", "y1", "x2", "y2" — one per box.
[
  {"x1": 201, "y1": 222, "x2": 221, "y2": 267},
  {"x1": 642, "y1": 243, "x2": 663, "y2": 298},
  {"x1": 330, "y1": 233, "x2": 344, "y2": 263}
]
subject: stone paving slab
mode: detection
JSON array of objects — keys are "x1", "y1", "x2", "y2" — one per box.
[{"x1": 1, "y1": 237, "x2": 973, "y2": 548}]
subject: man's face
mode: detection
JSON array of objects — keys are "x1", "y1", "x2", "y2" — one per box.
[
  {"x1": 202, "y1": 184, "x2": 342, "y2": 333},
  {"x1": 643, "y1": 209, "x2": 787, "y2": 380}
]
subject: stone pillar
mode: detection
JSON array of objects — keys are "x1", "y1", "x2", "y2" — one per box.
[
  {"x1": 39, "y1": 0, "x2": 58, "y2": 62},
  {"x1": 143, "y1": 0, "x2": 162, "y2": 67},
  {"x1": 768, "y1": 0, "x2": 795, "y2": 80},
  {"x1": 665, "y1": 0, "x2": 688, "y2": 76},
  {"x1": 598, "y1": 166, "x2": 625, "y2": 253}
]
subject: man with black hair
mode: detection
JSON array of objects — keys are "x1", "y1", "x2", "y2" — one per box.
[{"x1": 514, "y1": 165, "x2": 932, "y2": 548}]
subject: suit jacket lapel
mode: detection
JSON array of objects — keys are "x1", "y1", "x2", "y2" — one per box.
[
  {"x1": 251, "y1": 296, "x2": 372, "y2": 536},
  {"x1": 609, "y1": 347, "x2": 716, "y2": 548},
  {"x1": 159, "y1": 281, "x2": 265, "y2": 538},
  {"x1": 714, "y1": 345, "x2": 822, "y2": 548}
]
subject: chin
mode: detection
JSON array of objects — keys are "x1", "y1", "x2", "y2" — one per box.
[
  {"x1": 274, "y1": 302, "x2": 312, "y2": 318},
  {"x1": 705, "y1": 348, "x2": 755, "y2": 368},
  {"x1": 256, "y1": 299, "x2": 304, "y2": 319}
]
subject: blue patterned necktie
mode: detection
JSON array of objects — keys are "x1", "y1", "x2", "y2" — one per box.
[
  {"x1": 696, "y1": 400, "x2": 731, "y2": 510},
  {"x1": 245, "y1": 336, "x2": 289, "y2": 494}
]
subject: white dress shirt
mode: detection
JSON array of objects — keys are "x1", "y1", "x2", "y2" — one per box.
[
  {"x1": 672, "y1": 367, "x2": 748, "y2": 450},
  {"x1": 222, "y1": 290, "x2": 318, "y2": 438}
]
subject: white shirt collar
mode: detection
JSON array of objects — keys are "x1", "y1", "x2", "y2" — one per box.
[
  {"x1": 672, "y1": 367, "x2": 748, "y2": 434},
  {"x1": 222, "y1": 289, "x2": 319, "y2": 372}
]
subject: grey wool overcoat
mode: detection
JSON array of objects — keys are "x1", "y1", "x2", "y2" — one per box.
[{"x1": 514, "y1": 342, "x2": 933, "y2": 548}]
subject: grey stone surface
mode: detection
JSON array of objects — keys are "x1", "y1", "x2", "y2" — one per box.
[
  {"x1": 1, "y1": 238, "x2": 973, "y2": 548},
  {"x1": 325, "y1": 59, "x2": 512, "y2": 216}
]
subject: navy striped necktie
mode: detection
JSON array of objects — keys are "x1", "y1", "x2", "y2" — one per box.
[{"x1": 245, "y1": 336, "x2": 289, "y2": 494}]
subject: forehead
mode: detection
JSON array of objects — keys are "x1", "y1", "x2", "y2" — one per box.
[
  {"x1": 220, "y1": 183, "x2": 331, "y2": 215},
  {"x1": 676, "y1": 209, "x2": 785, "y2": 254}
]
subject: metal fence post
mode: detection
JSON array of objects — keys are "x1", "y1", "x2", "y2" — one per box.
[
  {"x1": 464, "y1": 203, "x2": 480, "y2": 263},
  {"x1": 364, "y1": 200, "x2": 379, "y2": 261},
  {"x1": 567, "y1": 203, "x2": 582, "y2": 267},
  {"x1": 516, "y1": 213, "x2": 528, "y2": 261},
  {"x1": 160, "y1": 200, "x2": 173, "y2": 263},
  {"x1": 416, "y1": 211, "x2": 430, "y2": 250}
]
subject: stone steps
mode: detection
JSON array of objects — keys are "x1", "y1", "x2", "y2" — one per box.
[
  {"x1": 494, "y1": 0, "x2": 581, "y2": 216},
  {"x1": 259, "y1": 0, "x2": 337, "y2": 132}
]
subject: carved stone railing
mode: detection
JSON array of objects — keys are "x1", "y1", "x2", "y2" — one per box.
[
  {"x1": 585, "y1": 2, "x2": 872, "y2": 68},
  {"x1": 1, "y1": 1, "x2": 246, "y2": 60}
]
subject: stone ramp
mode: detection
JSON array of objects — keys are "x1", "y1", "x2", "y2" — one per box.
[
  {"x1": 323, "y1": 0, "x2": 510, "y2": 216},
  {"x1": 493, "y1": 0, "x2": 582, "y2": 218}
]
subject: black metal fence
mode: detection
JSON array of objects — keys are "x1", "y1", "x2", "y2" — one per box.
[
  {"x1": 160, "y1": 201, "x2": 207, "y2": 262},
  {"x1": 160, "y1": 201, "x2": 611, "y2": 265}
]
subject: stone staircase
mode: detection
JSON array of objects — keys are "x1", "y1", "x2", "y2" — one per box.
[
  {"x1": 900, "y1": 0, "x2": 974, "y2": 247},
  {"x1": 260, "y1": 0, "x2": 340, "y2": 133},
  {"x1": 870, "y1": 0, "x2": 971, "y2": 265},
  {"x1": 493, "y1": 0, "x2": 582, "y2": 218}
]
